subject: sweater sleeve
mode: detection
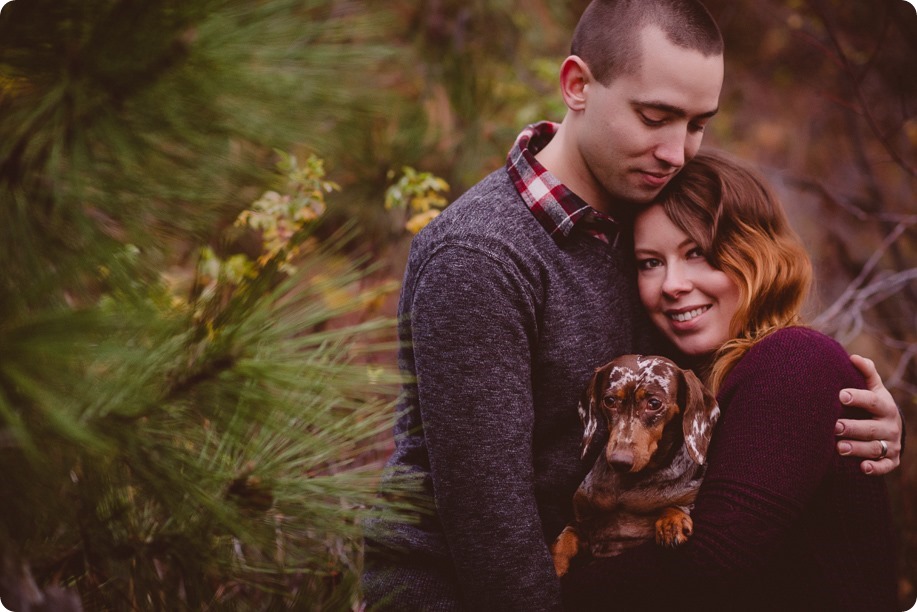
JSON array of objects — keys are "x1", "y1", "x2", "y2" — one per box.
[
  {"x1": 410, "y1": 244, "x2": 563, "y2": 610},
  {"x1": 562, "y1": 327, "x2": 886, "y2": 608}
]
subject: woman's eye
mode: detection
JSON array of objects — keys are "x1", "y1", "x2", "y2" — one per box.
[
  {"x1": 686, "y1": 247, "x2": 706, "y2": 260},
  {"x1": 637, "y1": 258, "x2": 662, "y2": 271}
]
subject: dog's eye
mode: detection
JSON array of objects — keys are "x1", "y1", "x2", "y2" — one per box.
[
  {"x1": 602, "y1": 396, "x2": 618, "y2": 408},
  {"x1": 646, "y1": 398, "x2": 663, "y2": 412}
]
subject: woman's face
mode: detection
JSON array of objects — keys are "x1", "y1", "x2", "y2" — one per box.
[{"x1": 634, "y1": 204, "x2": 741, "y2": 356}]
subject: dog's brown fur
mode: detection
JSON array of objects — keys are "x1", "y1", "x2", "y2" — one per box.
[{"x1": 551, "y1": 354, "x2": 720, "y2": 576}]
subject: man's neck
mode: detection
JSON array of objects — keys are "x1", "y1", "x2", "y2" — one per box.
[{"x1": 534, "y1": 121, "x2": 616, "y2": 216}]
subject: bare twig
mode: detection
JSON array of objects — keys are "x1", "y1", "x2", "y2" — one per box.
[
  {"x1": 812, "y1": 221, "x2": 913, "y2": 330},
  {"x1": 804, "y1": 0, "x2": 917, "y2": 178}
]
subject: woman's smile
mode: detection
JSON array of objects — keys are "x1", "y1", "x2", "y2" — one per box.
[{"x1": 666, "y1": 304, "x2": 712, "y2": 324}]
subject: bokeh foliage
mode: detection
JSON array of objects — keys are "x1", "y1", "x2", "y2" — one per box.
[{"x1": 0, "y1": 1, "x2": 414, "y2": 609}]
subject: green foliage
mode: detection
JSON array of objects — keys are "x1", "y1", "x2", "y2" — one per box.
[
  {"x1": 226, "y1": 151, "x2": 339, "y2": 276},
  {"x1": 321, "y1": 1, "x2": 572, "y2": 251},
  {"x1": 0, "y1": 144, "x2": 416, "y2": 607},
  {"x1": 384, "y1": 167, "x2": 450, "y2": 234},
  {"x1": 400, "y1": 0, "x2": 571, "y2": 188},
  {"x1": 0, "y1": 1, "x2": 417, "y2": 609},
  {"x1": 1, "y1": 231, "x2": 414, "y2": 609},
  {"x1": 0, "y1": 0, "x2": 394, "y2": 312}
]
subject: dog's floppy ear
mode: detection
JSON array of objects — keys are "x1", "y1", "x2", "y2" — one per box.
[
  {"x1": 578, "y1": 366, "x2": 605, "y2": 460},
  {"x1": 680, "y1": 368, "x2": 720, "y2": 465}
]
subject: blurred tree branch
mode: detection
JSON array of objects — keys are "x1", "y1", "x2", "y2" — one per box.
[{"x1": 806, "y1": 0, "x2": 915, "y2": 178}]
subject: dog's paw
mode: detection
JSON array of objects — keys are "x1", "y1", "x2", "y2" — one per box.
[
  {"x1": 551, "y1": 526, "x2": 580, "y2": 577},
  {"x1": 553, "y1": 555, "x2": 571, "y2": 577},
  {"x1": 655, "y1": 507, "x2": 693, "y2": 547}
]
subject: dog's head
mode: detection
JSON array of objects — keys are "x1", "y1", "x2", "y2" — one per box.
[{"x1": 578, "y1": 354, "x2": 720, "y2": 473}]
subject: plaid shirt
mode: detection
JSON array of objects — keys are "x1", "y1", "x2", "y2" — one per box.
[{"x1": 505, "y1": 121, "x2": 620, "y2": 245}]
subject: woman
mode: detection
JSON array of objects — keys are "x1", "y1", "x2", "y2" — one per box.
[{"x1": 562, "y1": 152, "x2": 898, "y2": 610}]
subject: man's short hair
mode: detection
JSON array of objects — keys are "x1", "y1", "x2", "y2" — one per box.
[{"x1": 571, "y1": 0, "x2": 723, "y2": 85}]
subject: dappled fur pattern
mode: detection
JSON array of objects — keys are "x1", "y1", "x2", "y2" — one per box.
[{"x1": 552, "y1": 355, "x2": 719, "y2": 576}]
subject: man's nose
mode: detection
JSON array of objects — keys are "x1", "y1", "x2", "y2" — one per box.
[{"x1": 653, "y1": 126, "x2": 688, "y2": 169}]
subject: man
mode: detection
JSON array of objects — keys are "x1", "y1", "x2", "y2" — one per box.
[{"x1": 363, "y1": 1, "x2": 902, "y2": 610}]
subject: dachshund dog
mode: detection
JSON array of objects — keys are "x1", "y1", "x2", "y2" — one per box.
[{"x1": 551, "y1": 354, "x2": 720, "y2": 576}]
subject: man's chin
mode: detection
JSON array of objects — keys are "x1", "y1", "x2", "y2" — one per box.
[
  {"x1": 602, "y1": 179, "x2": 668, "y2": 209},
  {"x1": 619, "y1": 188, "x2": 662, "y2": 207}
]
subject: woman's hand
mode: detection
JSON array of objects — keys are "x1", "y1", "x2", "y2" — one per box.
[{"x1": 835, "y1": 355, "x2": 902, "y2": 476}]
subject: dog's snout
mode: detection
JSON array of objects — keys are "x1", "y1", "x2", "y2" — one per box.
[{"x1": 608, "y1": 450, "x2": 635, "y2": 471}]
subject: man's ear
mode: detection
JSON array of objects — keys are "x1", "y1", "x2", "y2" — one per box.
[{"x1": 559, "y1": 55, "x2": 592, "y2": 112}]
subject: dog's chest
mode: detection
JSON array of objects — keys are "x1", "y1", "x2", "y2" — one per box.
[
  {"x1": 574, "y1": 446, "x2": 702, "y2": 516},
  {"x1": 571, "y1": 447, "x2": 703, "y2": 556}
]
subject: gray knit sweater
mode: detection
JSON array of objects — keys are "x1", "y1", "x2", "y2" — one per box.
[{"x1": 363, "y1": 167, "x2": 651, "y2": 610}]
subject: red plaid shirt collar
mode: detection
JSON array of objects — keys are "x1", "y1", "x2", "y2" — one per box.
[{"x1": 505, "y1": 121, "x2": 620, "y2": 245}]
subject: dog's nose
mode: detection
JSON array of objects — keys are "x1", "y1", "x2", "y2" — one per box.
[{"x1": 608, "y1": 450, "x2": 635, "y2": 471}]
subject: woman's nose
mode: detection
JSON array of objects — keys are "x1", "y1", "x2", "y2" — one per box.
[{"x1": 661, "y1": 265, "x2": 692, "y2": 297}]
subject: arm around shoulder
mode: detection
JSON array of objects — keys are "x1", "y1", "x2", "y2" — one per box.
[
  {"x1": 835, "y1": 353, "x2": 903, "y2": 475},
  {"x1": 562, "y1": 327, "x2": 867, "y2": 605}
]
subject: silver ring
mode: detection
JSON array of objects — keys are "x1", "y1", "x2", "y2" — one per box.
[{"x1": 877, "y1": 440, "x2": 888, "y2": 460}]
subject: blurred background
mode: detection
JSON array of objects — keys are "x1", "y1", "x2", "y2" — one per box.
[{"x1": 0, "y1": 0, "x2": 914, "y2": 609}]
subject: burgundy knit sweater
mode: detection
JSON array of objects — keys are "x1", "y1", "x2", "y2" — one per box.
[{"x1": 562, "y1": 327, "x2": 897, "y2": 611}]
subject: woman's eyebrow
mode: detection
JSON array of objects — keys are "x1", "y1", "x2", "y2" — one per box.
[
  {"x1": 635, "y1": 238, "x2": 696, "y2": 255},
  {"x1": 634, "y1": 247, "x2": 659, "y2": 256}
]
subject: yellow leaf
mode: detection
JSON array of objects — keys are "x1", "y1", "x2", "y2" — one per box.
[{"x1": 406, "y1": 210, "x2": 440, "y2": 234}]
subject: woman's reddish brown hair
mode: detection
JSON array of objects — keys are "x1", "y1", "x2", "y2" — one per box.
[{"x1": 656, "y1": 150, "x2": 813, "y2": 391}]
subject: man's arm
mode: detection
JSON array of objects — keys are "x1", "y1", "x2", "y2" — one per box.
[
  {"x1": 835, "y1": 354, "x2": 903, "y2": 476},
  {"x1": 410, "y1": 245, "x2": 563, "y2": 610}
]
